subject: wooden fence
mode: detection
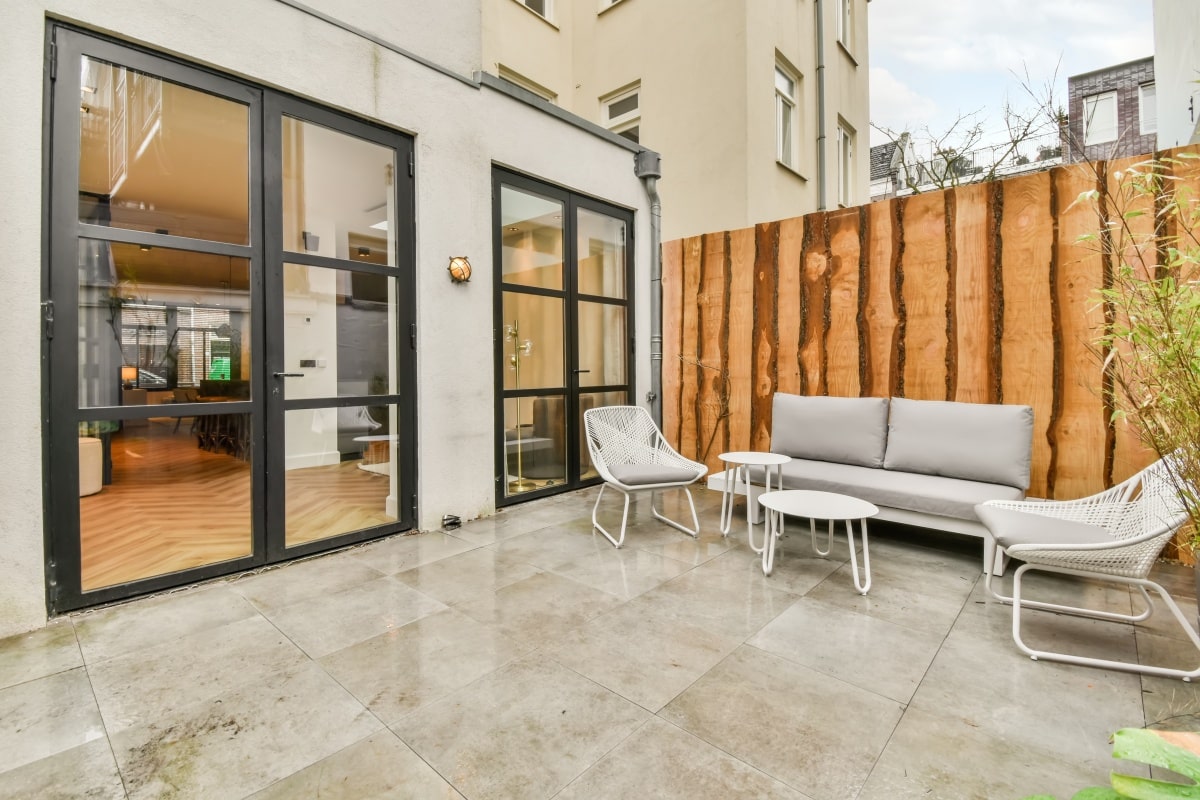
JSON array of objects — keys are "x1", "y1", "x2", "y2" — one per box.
[{"x1": 662, "y1": 149, "x2": 1199, "y2": 516}]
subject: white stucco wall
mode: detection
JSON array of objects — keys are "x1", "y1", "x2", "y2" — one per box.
[
  {"x1": 1153, "y1": 0, "x2": 1200, "y2": 148},
  {"x1": 0, "y1": 0, "x2": 651, "y2": 636}
]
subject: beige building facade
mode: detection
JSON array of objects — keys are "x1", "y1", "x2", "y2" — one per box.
[{"x1": 483, "y1": 0, "x2": 872, "y2": 241}]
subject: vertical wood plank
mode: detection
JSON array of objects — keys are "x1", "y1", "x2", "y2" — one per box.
[
  {"x1": 827, "y1": 208, "x2": 863, "y2": 397},
  {"x1": 1050, "y1": 163, "x2": 1109, "y2": 499},
  {"x1": 661, "y1": 239, "x2": 684, "y2": 447},
  {"x1": 677, "y1": 236, "x2": 702, "y2": 461},
  {"x1": 865, "y1": 200, "x2": 898, "y2": 398},
  {"x1": 695, "y1": 232, "x2": 728, "y2": 469},
  {"x1": 777, "y1": 216, "x2": 805, "y2": 396},
  {"x1": 952, "y1": 183, "x2": 991, "y2": 403},
  {"x1": 799, "y1": 212, "x2": 827, "y2": 396},
  {"x1": 999, "y1": 172, "x2": 1055, "y2": 498},
  {"x1": 726, "y1": 227, "x2": 756, "y2": 454},
  {"x1": 750, "y1": 222, "x2": 779, "y2": 452},
  {"x1": 897, "y1": 191, "x2": 949, "y2": 400}
]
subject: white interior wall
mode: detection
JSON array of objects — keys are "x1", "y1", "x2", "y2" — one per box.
[{"x1": 0, "y1": 0, "x2": 651, "y2": 636}]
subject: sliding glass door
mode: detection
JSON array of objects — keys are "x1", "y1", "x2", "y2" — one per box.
[{"x1": 493, "y1": 169, "x2": 634, "y2": 505}]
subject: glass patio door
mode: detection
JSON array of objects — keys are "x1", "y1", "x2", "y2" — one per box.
[
  {"x1": 494, "y1": 170, "x2": 633, "y2": 504},
  {"x1": 45, "y1": 27, "x2": 415, "y2": 613}
]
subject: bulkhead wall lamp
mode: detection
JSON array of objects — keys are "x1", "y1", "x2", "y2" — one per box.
[{"x1": 448, "y1": 256, "x2": 472, "y2": 283}]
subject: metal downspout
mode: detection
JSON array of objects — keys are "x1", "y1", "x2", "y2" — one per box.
[
  {"x1": 635, "y1": 150, "x2": 664, "y2": 427},
  {"x1": 815, "y1": 0, "x2": 828, "y2": 210}
]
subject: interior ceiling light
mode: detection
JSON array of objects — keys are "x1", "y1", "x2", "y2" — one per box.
[{"x1": 369, "y1": 220, "x2": 388, "y2": 231}]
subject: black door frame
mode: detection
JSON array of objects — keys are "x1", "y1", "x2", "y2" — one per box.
[
  {"x1": 42, "y1": 24, "x2": 417, "y2": 613},
  {"x1": 492, "y1": 167, "x2": 635, "y2": 507}
]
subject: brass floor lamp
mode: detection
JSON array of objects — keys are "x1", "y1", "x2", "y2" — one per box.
[{"x1": 506, "y1": 321, "x2": 535, "y2": 493}]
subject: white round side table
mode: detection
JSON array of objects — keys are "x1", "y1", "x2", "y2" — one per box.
[
  {"x1": 757, "y1": 489, "x2": 878, "y2": 594},
  {"x1": 717, "y1": 451, "x2": 791, "y2": 551}
]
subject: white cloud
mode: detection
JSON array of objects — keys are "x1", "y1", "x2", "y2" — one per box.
[{"x1": 869, "y1": 67, "x2": 940, "y2": 144}]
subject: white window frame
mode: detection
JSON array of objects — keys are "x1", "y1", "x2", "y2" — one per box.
[
  {"x1": 517, "y1": 0, "x2": 553, "y2": 23},
  {"x1": 1139, "y1": 83, "x2": 1157, "y2": 135},
  {"x1": 775, "y1": 63, "x2": 799, "y2": 168},
  {"x1": 836, "y1": 0, "x2": 852, "y2": 47},
  {"x1": 837, "y1": 122, "x2": 855, "y2": 206},
  {"x1": 602, "y1": 84, "x2": 641, "y2": 142},
  {"x1": 1083, "y1": 91, "x2": 1118, "y2": 146},
  {"x1": 497, "y1": 65, "x2": 557, "y2": 105}
]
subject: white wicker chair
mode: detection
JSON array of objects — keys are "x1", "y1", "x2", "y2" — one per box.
[
  {"x1": 583, "y1": 406, "x2": 708, "y2": 548},
  {"x1": 978, "y1": 455, "x2": 1200, "y2": 680}
]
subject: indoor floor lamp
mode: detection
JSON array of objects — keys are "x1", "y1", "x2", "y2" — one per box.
[{"x1": 506, "y1": 321, "x2": 535, "y2": 493}]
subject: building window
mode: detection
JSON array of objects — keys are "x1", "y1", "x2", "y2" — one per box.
[
  {"x1": 519, "y1": 0, "x2": 552, "y2": 21},
  {"x1": 837, "y1": 122, "x2": 855, "y2": 206},
  {"x1": 603, "y1": 84, "x2": 640, "y2": 143},
  {"x1": 836, "y1": 0, "x2": 852, "y2": 47},
  {"x1": 1140, "y1": 83, "x2": 1157, "y2": 135},
  {"x1": 1083, "y1": 91, "x2": 1118, "y2": 146},
  {"x1": 775, "y1": 64, "x2": 798, "y2": 168},
  {"x1": 498, "y1": 65, "x2": 557, "y2": 104}
]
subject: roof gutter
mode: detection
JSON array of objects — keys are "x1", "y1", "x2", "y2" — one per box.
[
  {"x1": 634, "y1": 151, "x2": 664, "y2": 427},
  {"x1": 815, "y1": 0, "x2": 828, "y2": 210}
]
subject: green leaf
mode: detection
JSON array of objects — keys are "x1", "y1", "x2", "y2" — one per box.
[{"x1": 1071, "y1": 789, "x2": 1128, "y2": 800}]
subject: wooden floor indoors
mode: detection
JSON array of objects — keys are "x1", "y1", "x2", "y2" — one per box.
[{"x1": 78, "y1": 419, "x2": 394, "y2": 591}]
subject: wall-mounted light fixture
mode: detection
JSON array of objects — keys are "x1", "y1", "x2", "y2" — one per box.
[{"x1": 447, "y1": 256, "x2": 472, "y2": 283}]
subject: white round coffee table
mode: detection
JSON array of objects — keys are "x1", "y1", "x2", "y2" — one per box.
[
  {"x1": 757, "y1": 490, "x2": 878, "y2": 593},
  {"x1": 717, "y1": 452, "x2": 791, "y2": 548}
]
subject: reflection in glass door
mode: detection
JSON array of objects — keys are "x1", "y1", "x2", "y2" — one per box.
[
  {"x1": 270, "y1": 109, "x2": 415, "y2": 553},
  {"x1": 494, "y1": 170, "x2": 633, "y2": 504}
]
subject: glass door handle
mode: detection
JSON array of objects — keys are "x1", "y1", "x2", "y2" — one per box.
[
  {"x1": 273, "y1": 372, "x2": 304, "y2": 378},
  {"x1": 572, "y1": 369, "x2": 591, "y2": 374}
]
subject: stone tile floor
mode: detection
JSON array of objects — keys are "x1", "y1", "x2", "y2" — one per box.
[{"x1": 3, "y1": 486, "x2": 1200, "y2": 799}]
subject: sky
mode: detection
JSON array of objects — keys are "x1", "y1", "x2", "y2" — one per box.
[{"x1": 868, "y1": 0, "x2": 1155, "y2": 156}]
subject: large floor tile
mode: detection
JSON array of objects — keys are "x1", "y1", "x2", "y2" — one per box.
[
  {"x1": 556, "y1": 717, "x2": 812, "y2": 799},
  {"x1": 445, "y1": 503, "x2": 590, "y2": 547},
  {"x1": 247, "y1": 730, "x2": 464, "y2": 799},
  {"x1": 856, "y1": 704, "x2": 1123, "y2": 800},
  {"x1": 804, "y1": 553, "x2": 977, "y2": 637},
  {"x1": 632, "y1": 567, "x2": 798, "y2": 640},
  {"x1": 0, "y1": 668, "x2": 107, "y2": 773},
  {"x1": 544, "y1": 600, "x2": 741, "y2": 712},
  {"x1": 0, "y1": 737, "x2": 125, "y2": 800},
  {"x1": 110, "y1": 661, "x2": 380, "y2": 800},
  {"x1": 1139, "y1": 630, "x2": 1200, "y2": 729},
  {"x1": 0, "y1": 619, "x2": 81, "y2": 690},
  {"x1": 454, "y1": 571, "x2": 623, "y2": 650},
  {"x1": 88, "y1": 615, "x2": 307, "y2": 734},
  {"x1": 701, "y1": 539, "x2": 847, "y2": 596},
  {"x1": 226, "y1": 551, "x2": 387, "y2": 614},
  {"x1": 484, "y1": 519, "x2": 618, "y2": 571},
  {"x1": 392, "y1": 655, "x2": 649, "y2": 800},
  {"x1": 661, "y1": 646, "x2": 904, "y2": 799},
  {"x1": 73, "y1": 584, "x2": 257, "y2": 664},
  {"x1": 263, "y1": 575, "x2": 447, "y2": 658},
  {"x1": 393, "y1": 547, "x2": 542, "y2": 606},
  {"x1": 347, "y1": 531, "x2": 478, "y2": 575},
  {"x1": 747, "y1": 596, "x2": 945, "y2": 703},
  {"x1": 548, "y1": 544, "x2": 693, "y2": 600},
  {"x1": 910, "y1": 599, "x2": 1144, "y2": 767},
  {"x1": 319, "y1": 608, "x2": 530, "y2": 724}
]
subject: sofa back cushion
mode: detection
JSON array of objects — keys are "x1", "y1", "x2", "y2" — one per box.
[
  {"x1": 771, "y1": 393, "x2": 890, "y2": 468},
  {"x1": 883, "y1": 397, "x2": 1034, "y2": 489}
]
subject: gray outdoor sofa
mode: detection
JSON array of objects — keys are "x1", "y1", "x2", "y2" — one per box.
[{"x1": 723, "y1": 393, "x2": 1035, "y2": 574}]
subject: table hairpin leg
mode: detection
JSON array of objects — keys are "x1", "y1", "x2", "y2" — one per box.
[
  {"x1": 719, "y1": 464, "x2": 740, "y2": 537},
  {"x1": 809, "y1": 517, "x2": 835, "y2": 556},
  {"x1": 747, "y1": 464, "x2": 783, "y2": 556},
  {"x1": 845, "y1": 517, "x2": 872, "y2": 594}
]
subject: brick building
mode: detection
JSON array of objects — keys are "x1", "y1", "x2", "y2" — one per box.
[{"x1": 1067, "y1": 56, "x2": 1156, "y2": 162}]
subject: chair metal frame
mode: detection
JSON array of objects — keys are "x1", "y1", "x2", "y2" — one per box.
[
  {"x1": 583, "y1": 406, "x2": 708, "y2": 548},
  {"x1": 981, "y1": 456, "x2": 1200, "y2": 680}
]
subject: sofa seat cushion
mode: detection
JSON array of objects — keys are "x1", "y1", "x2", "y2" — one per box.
[
  {"x1": 609, "y1": 463, "x2": 700, "y2": 486},
  {"x1": 974, "y1": 504, "x2": 1114, "y2": 550},
  {"x1": 752, "y1": 459, "x2": 1025, "y2": 521}
]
